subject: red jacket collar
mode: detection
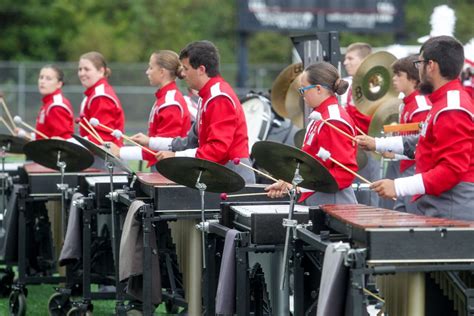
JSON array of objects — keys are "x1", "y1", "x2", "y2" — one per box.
[
  {"x1": 314, "y1": 96, "x2": 339, "y2": 114},
  {"x1": 403, "y1": 90, "x2": 419, "y2": 105},
  {"x1": 84, "y1": 78, "x2": 108, "y2": 97},
  {"x1": 155, "y1": 81, "x2": 178, "y2": 99},
  {"x1": 41, "y1": 89, "x2": 62, "y2": 104},
  {"x1": 198, "y1": 76, "x2": 223, "y2": 99},
  {"x1": 428, "y1": 80, "x2": 463, "y2": 105}
]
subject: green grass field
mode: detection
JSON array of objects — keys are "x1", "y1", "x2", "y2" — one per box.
[{"x1": 0, "y1": 283, "x2": 174, "y2": 315}]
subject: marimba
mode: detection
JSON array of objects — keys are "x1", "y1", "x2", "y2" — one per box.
[{"x1": 309, "y1": 204, "x2": 474, "y2": 316}]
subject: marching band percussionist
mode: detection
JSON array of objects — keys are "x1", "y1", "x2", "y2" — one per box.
[
  {"x1": 358, "y1": 36, "x2": 474, "y2": 221},
  {"x1": 132, "y1": 40, "x2": 255, "y2": 183},
  {"x1": 342, "y1": 42, "x2": 380, "y2": 207},
  {"x1": 379, "y1": 55, "x2": 432, "y2": 213},
  {"x1": 107, "y1": 50, "x2": 191, "y2": 166},
  {"x1": 265, "y1": 62, "x2": 358, "y2": 205},
  {"x1": 15, "y1": 65, "x2": 74, "y2": 140},
  {"x1": 78, "y1": 51, "x2": 125, "y2": 147}
]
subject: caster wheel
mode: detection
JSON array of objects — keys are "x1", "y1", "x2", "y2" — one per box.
[
  {"x1": 48, "y1": 292, "x2": 72, "y2": 316},
  {"x1": 8, "y1": 291, "x2": 26, "y2": 316},
  {"x1": 66, "y1": 306, "x2": 92, "y2": 316},
  {"x1": 126, "y1": 309, "x2": 143, "y2": 316}
]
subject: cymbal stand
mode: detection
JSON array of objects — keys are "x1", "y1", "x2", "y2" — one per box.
[
  {"x1": 56, "y1": 150, "x2": 69, "y2": 238},
  {"x1": 103, "y1": 155, "x2": 124, "y2": 312},
  {"x1": 279, "y1": 162, "x2": 303, "y2": 290},
  {"x1": 195, "y1": 170, "x2": 207, "y2": 269}
]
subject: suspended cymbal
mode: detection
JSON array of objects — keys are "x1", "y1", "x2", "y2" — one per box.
[
  {"x1": 271, "y1": 63, "x2": 304, "y2": 119},
  {"x1": 72, "y1": 134, "x2": 134, "y2": 174},
  {"x1": 285, "y1": 75, "x2": 304, "y2": 128},
  {"x1": 368, "y1": 98, "x2": 402, "y2": 138},
  {"x1": 352, "y1": 51, "x2": 397, "y2": 116},
  {"x1": 24, "y1": 139, "x2": 94, "y2": 172},
  {"x1": 155, "y1": 157, "x2": 245, "y2": 193},
  {"x1": 0, "y1": 134, "x2": 28, "y2": 154},
  {"x1": 293, "y1": 128, "x2": 306, "y2": 148},
  {"x1": 252, "y1": 141, "x2": 338, "y2": 193}
]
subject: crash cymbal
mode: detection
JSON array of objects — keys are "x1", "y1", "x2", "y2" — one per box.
[
  {"x1": 352, "y1": 51, "x2": 397, "y2": 116},
  {"x1": 0, "y1": 134, "x2": 28, "y2": 154},
  {"x1": 71, "y1": 134, "x2": 134, "y2": 174},
  {"x1": 24, "y1": 139, "x2": 93, "y2": 172},
  {"x1": 271, "y1": 63, "x2": 304, "y2": 119},
  {"x1": 293, "y1": 128, "x2": 306, "y2": 148},
  {"x1": 155, "y1": 157, "x2": 245, "y2": 193},
  {"x1": 285, "y1": 75, "x2": 304, "y2": 128},
  {"x1": 368, "y1": 98, "x2": 402, "y2": 138},
  {"x1": 252, "y1": 141, "x2": 338, "y2": 193}
]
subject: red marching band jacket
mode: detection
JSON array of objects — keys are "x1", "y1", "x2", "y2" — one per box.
[
  {"x1": 346, "y1": 88, "x2": 372, "y2": 135},
  {"x1": 195, "y1": 76, "x2": 250, "y2": 164},
  {"x1": 398, "y1": 91, "x2": 431, "y2": 173},
  {"x1": 79, "y1": 78, "x2": 124, "y2": 146},
  {"x1": 143, "y1": 81, "x2": 191, "y2": 164},
  {"x1": 415, "y1": 80, "x2": 474, "y2": 196},
  {"x1": 300, "y1": 96, "x2": 358, "y2": 201},
  {"x1": 35, "y1": 89, "x2": 74, "y2": 140}
]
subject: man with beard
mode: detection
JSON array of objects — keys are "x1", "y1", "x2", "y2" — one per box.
[{"x1": 358, "y1": 36, "x2": 474, "y2": 220}]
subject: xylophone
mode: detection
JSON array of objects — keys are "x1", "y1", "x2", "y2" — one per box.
[
  {"x1": 314, "y1": 204, "x2": 474, "y2": 263},
  {"x1": 310, "y1": 204, "x2": 474, "y2": 316}
]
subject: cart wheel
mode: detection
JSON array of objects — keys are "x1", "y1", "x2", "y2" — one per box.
[
  {"x1": 8, "y1": 291, "x2": 26, "y2": 316},
  {"x1": 48, "y1": 292, "x2": 72, "y2": 316},
  {"x1": 126, "y1": 309, "x2": 143, "y2": 316},
  {"x1": 66, "y1": 306, "x2": 92, "y2": 316}
]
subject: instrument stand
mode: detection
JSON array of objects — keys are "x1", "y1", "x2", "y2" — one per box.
[
  {"x1": 279, "y1": 162, "x2": 303, "y2": 290},
  {"x1": 104, "y1": 158, "x2": 126, "y2": 315},
  {"x1": 56, "y1": 150, "x2": 69, "y2": 239},
  {"x1": 195, "y1": 170, "x2": 208, "y2": 269}
]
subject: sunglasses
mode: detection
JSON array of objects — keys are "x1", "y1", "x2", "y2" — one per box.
[{"x1": 298, "y1": 84, "x2": 332, "y2": 96}]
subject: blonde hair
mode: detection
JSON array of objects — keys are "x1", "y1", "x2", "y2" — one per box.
[
  {"x1": 80, "y1": 51, "x2": 112, "y2": 77},
  {"x1": 346, "y1": 42, "x2": 372, "y2": 59},
  {"x1": 151, "y1": 50, "x2": 184, "y2": 79}
]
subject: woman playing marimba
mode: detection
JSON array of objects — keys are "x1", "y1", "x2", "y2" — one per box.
[{"x1": 266, "y1": 62, "x2": 358, "y2": 205}]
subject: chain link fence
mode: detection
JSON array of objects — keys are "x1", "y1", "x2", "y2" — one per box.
[{"x1": 0, "y1": 61, "x2": 286, "y2": 134}]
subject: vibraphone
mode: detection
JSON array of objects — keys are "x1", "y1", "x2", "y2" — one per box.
[
  {"x1": 305, "y1": 204, "x2": 474, "y2": 316},
  {"x1": 116, "y1": 173, "x2": 287, "y2": 316},
  {"x1": 205, "y1": 201, "x2": 322, "y2": 316},
  {"x1": 9, "y1": 162, "x2": 109, "y2": 314}
]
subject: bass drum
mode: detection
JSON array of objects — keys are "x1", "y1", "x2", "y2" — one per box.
[
  {"x1": 241, "y1": 93, "x2": 299, "y2": 149},
  {"x1": 241, "y1": 94, "x2": 273, "y2": 150}
]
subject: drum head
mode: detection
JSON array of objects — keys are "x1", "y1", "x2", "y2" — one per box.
[{"x1": 241, "y1": 95, "x2": 272, "y2": 149}]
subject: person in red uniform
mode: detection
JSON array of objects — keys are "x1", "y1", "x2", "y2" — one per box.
[
  {"x1": 266, "y1": 62, "x2": 358, "y2": 205},
  {"x1": 342, "y1": 43, "x2": 381, "y2": 207},
  {"x1": 359, "y1": 55, "x2": 432, "y2": 212},
  {"x1": 16, "y1": 65, "x2": 74, "y2": 140},
  {"x1": 149, "y1": 41, "x2": 255, "y2": 183},
  {"x1": 367, "y1": 36, "x2": 474, "y2": 220},
  {"x1": 109, "y1": 50, "x2": 191, "y2": 166},
  {"x1": 78, "y1": 51, "x2": 124, "y2": 147}
]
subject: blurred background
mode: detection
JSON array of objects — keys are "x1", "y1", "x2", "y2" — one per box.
[{"x1": 0, "y1": 0, "x2": 472, "y2": 133}]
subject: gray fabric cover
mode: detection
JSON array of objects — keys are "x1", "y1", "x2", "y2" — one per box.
[
  {"x1": 59, "y1": 192, "x2": 84, "y2": 266},
  {"x1": 119, "y1": 200, "x2": 162, "y2": 304},
  {"x1": 354, "y1": 154, "x2": 380, "y2": 207},
  {"x1": 215, "y1": 229, "x2": 239, "y2": 315},
  {"x1": 316, "y1": 243, "x2": 349, "y2": 316},
  {"x1": 1, "y1": 184, "x2": 21, "y2": 261}
]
